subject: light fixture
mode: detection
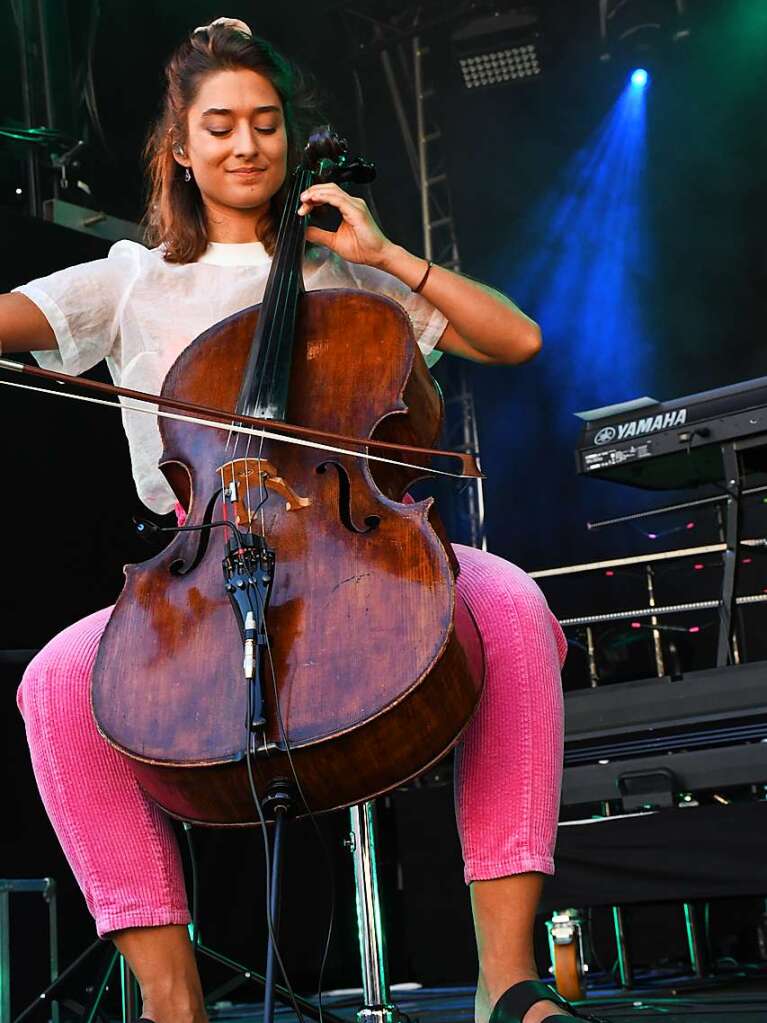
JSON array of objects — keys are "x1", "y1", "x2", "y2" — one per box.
[
  {"x1": 453, "y1": 7, "x2": 544, "y2": 90},
  {"x1": 599, "y1": 0, "x2": 690, "y2": 62},
  {"x1": 630, "y1": 67, "x2": 649, "y2": 86}
]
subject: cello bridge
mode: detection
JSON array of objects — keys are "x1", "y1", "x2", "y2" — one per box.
[{"x1": 218, "y1": 458, "x2": 311, "y2": 525}]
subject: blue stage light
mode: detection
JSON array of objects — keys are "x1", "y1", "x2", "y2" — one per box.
[
  {"x1": 506, "y1": 67, "x2": 649, "y2": 437},
  {"x1": 631, "y1": 68, "x2": 649, "y2": 87}
]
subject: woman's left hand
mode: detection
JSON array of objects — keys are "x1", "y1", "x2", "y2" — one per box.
[{"x1": 298, "y1": 183, "x2": 393, "y2": 268}]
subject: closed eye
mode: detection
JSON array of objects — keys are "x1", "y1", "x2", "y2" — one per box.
[{"x1": 208, "y1": 127, "x2": 277, "y2": 136}]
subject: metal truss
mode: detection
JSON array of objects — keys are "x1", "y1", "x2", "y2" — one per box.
[
  {"x1": 339, "y1": 3, "x2": 488, "y2": 549},
  {"x1": 412, "y1": 34, "x2": 488, "y2": 550},
  {"x1": 8, "y1": 0, "x2": 79, "y2": 216}
]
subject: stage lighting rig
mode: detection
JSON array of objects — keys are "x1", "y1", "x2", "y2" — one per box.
[
  {"x1": 452, "y1": 6, "x2": 544, "y2": 90},
  {"x1": 599, "y1": 0, "x2": 690, "y2": 62}
]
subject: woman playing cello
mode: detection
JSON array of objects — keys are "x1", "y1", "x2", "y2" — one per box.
[{"x1": 1, "y1": 18, "x2": 603, "y2": 1023}]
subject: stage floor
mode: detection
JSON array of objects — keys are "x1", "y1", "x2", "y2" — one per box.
[{"x1": 209, "y1": 975, "x2": 767, "y2": 1023}]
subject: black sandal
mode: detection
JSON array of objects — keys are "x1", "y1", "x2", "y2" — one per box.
[{"x1": 489, "y1": 979, "x2": 611, "y2": 1023}]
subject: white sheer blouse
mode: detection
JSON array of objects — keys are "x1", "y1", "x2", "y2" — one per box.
[{"x1": 14, "y1": 239, "x2": 447, "y2": 513}]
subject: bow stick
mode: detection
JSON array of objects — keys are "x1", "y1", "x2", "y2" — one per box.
[{"x1": 0, "y1": 357, "x2": 484, "y2": 480}]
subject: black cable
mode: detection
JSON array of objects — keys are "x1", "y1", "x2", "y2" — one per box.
[
  {"x1": 182, "y1": 823, "x2": 201, "y2": 953},
  {"x1": 135, "y1": 510, "x2": 264, "y2": 548},
  {"x1": 244, "y1": 700, "x2": 306, "y2": 1023},
  {"x1": 252, "y1": 584, "x2": 337, "y2": 1023}
]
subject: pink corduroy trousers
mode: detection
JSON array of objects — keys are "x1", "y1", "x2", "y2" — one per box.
[{"x1": 16, "y1": 543, "x2": 566, "y2": 938}]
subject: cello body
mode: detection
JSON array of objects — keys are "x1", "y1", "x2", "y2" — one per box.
[{"x1": 93, "y1": 288, "x2": 484, "y2": 824}]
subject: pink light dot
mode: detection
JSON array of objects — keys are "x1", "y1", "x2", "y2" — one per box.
[
  {"x1": 688, "y1": 626, "x2": 701, "y2": 634},
  {"x1": 694, "y1": 563, "x2": 704, "y2": 570},
  {"x1": 648, "y1": 533, "x2": 657, "y2": 540},
  {"x1": 742, "y1": 557, "x2": 752, "y2": 565},
  {"x1": 631, "y1": 621, "x2": 641, "y2": 629},
  {"x1": 686, "y1": 522, "x2": 695, "y2": 529},
  {"x1": 605, "y1": 570, "x2": 614, "y2": 577}
]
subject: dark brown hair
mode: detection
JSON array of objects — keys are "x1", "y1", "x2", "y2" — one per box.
[{"x1": 143, "y1": 21, "x2": 319, "y2": 263}]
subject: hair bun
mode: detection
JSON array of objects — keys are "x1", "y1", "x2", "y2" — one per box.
[{"x1": 193, "y1": 17, "x2": 253, "y2": 37}]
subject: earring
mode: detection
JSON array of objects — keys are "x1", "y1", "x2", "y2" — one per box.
[{"x1": 184, "y1": 168, "x2": 191, "y2": 183}]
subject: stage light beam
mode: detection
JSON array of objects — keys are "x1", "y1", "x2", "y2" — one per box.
[
  {"x1": 631, "y1": 68, "x2": 650, "y2": 87},
  {"x1": 506, "y1": 73, "x2": 650, "y2": 426}
]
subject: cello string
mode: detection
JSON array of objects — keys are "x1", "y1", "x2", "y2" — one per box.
[
  {"x1": 234, "y1": 206, "x2": 286, "y2": 521},
  {"x1": 259, "y1": 169, "x2": 315, "y2": 535},
  {"x1": 250, "y1": 165, "x2": 306, "y2": 419},
  {"x1": 245, "y1": 164, "x2": 304, "y2": 429},
  {"x1": 239, "y1": 168, "x2": 308, "y2": 535},
  {"x1": 254, "y1": 206, "x2": 304, "y2": 537},
  {"x1": 251, "y1": 163, "x2": 309, "y2": 431},
  {"x1": 0, "y1": 379, "x2": 467, "y2": 477},
  {"x1": 201, "y1": 186, "x2": 301, "y2": 535},
  {"x1": 225, "y1": 173, "x2": 293, "y2": 486},
  {"x1": 219, "y1": 464, "x2": 230, "y2": 536}
]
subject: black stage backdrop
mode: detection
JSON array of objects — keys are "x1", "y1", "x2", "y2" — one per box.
[{"x1": 2, "y1": 0, "x2": 767, "y2": 1008}]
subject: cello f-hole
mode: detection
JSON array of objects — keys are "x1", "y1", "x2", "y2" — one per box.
[{"x1": 316, "y1": 461, "x2": 381, "y2": 534}]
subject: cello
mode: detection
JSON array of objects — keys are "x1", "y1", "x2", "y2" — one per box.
[{"x1": 90, "y1": 130, "x2": 485, "y2": 825}]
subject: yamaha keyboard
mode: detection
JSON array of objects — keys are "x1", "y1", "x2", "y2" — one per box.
[{"x1": 575, "y1": 376, "x2": 767, "y2": 489}]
